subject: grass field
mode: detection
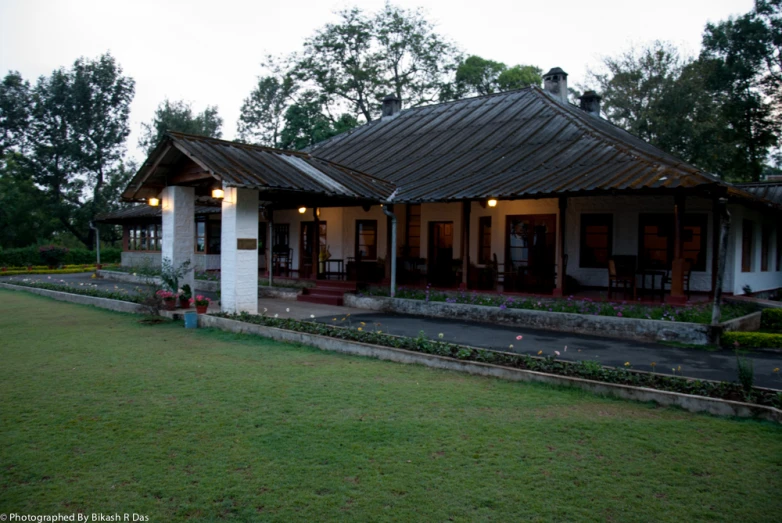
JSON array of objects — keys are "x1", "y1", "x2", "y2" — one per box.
[{"x1": 1, "y1": 289, "x2": 781, "y2": 522}]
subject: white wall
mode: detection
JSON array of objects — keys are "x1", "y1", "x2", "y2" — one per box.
[{"x1": 729, "y1": 204, "x2": 782, "y2": 295}]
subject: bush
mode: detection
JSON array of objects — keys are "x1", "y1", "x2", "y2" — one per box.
[
  {"x1": 760, "y1": 309, "x2": 782, "y2": 333},
  {"x1": 721, "y1": 331, "x2": 782, "y2": 349},
  {"x1": 0, "y1": 246, "x2": 121, "y2": 266},
  {"x1": 38, "y1": 245, "x2": 69, "y2": 266}
]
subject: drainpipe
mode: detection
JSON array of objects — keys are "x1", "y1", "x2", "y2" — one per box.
[
  {"x1": 382, "y1": 204, "x2": 397, "y2": 297},
  {"x1": 89, "y1": 221, "x2": 101, "y2": 268}
]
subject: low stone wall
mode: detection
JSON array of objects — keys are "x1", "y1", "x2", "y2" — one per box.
[
  {"x1": 100, "y1": 270, "x2": 163, "y2": 286},
  {"x1": 720, "y1": 311, "x2": 762, "y2": 333},
  {"x1": 0, "y1": 282, "x2": 146, "y2": 314},
  {"x1": 258, "y1": 286, "x2": 300, "y2": 300},
  {"x1": 345, "y1": 295, "x2": 719, "y2": 345},
  {"x1": 195, "y1": 314, "x2": 781, "y2": 423},
  {"x1": 727, "y1": 295, "x2": 782, "y2": 310}
]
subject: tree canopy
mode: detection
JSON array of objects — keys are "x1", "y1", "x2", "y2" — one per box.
[
  {"x1": 452, "y1": 56, "x2": 542, "y2": 97},
  {"x1": 139, "y1": 99, "x2": 223, "y2": 154}
]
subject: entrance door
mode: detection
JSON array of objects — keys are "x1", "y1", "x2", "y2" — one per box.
[
  {"x1": 506, "y1": 214, "x2": 556, "y2": 291},
  {"x1": 299, "y1": 221, "x2": 326, "y2": 278},
  {"x1": 428, "y1": 221, "x2": 454, "y2": 286}
]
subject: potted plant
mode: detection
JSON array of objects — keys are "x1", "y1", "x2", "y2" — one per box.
[
  {"x1": 156, "y1": 290, "x2": 178, "y2": 310},
  {"x1": 179, "y1": 284, "x2": 192, "y2": 309},
  {"x1": 192, "y1": 295, "x2": 211, "y2": 314}
]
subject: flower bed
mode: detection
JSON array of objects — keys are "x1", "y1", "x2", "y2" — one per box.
[
  {"x1": 2, "y1": 278, "x2": 145, "y2": 303},
  {"x1": 361, "y1": 287, "x2": 755, "y2": 325},
  {"x1": 217, "y1": 311, "x2": 782, "y2": 409}
]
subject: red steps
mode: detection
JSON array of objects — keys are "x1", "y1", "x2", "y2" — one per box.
[{"x1": 296, "y1": 280, "x2": 357, "y2": 306}]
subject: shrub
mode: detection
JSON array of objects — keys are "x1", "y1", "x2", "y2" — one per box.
[
  {"x1": 38, "y1": 245, "x2": 69, "y2": 266},
  {"x1": 721, "y1": 331, "x2": 782, "y2": 349},
  {"x1": 0, "y1": 246, "x2": 121, "y2": 266},
  {"x1": 760, "y1": 309, "x2": 782, "y2": 333},
  {"x1": 735, "y1": 351, "x2": 755, "y2": 394}
]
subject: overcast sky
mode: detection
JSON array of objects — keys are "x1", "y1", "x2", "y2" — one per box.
[{"x1": 0, "y1": 0, "x2": 754, "y2": 162}]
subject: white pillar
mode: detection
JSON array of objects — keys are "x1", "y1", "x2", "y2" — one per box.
[
  {"x1": 221, "y1": 186, "x2": 259, "y2": 314},
  {"x1": 161, "y1": 186, "x2": 195, "y2": 292}
]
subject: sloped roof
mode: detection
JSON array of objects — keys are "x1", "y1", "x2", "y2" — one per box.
[
  {"x1": 735, "y1": 182, "x2": 782, "y2": 207},
  {"x1": 122, "y1": 132, "x2": 396, "y2": 205},
  {"x1": 308, "y1": 86, "x2": 725, "y2": 202},
  {"x1": 95, "y1": 204, "x2": 220, "y2": 224}
]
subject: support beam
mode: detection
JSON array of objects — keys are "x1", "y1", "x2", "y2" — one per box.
[
  {"x1": 461, "y1": 200, "x2": 470, "y2": 289},
  {"x1": 554, "y1": 197, "x2": 567, "y2": 296},
  {"x1": 267, "y1": 210, "x2": 274, "y2": 287},
  {"x1": 667, "y1": 194, "x2": 687, "y2": 304},
  {"x1": 161, "y1": 185, "x2": 195, "y2": 292},
  {"x1": 312, "y1": 207, "x2": 320, "y2": 280},
  {"x1": 711, "y1": 199, "x2": 731, "y2": 325},
  {"x1": 220, "y1": 186, "x2": 259, "y2": 314},
  {"x1": 382, "y1": 204, "x2": 397, "y2": 297}
]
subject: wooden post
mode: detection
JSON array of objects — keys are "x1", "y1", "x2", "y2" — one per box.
[
  {"x1": 267, "y1": 210, "x2": 274, "y2": 287},
  {"x1": 312, "y1": 207, "x2": 320, "y2": 280},
  {"x1": 385, "y1": 206, "x2": 393, "y2": 282},
  {"x1": 711, "y1": 198, "x2": 731, "y2": 325},
  {"x1": 710, "y1": 197, "x2": 720, "y2": 298},
  {"x1": 461, "y1": 200, "x2": 471, "y2": 289},
  {"x1": 668, "y1": 194, "x2": 687, "y2": 304},
  {"x1": 554, "y1": 197, "x2": 567, "y2": 296}
]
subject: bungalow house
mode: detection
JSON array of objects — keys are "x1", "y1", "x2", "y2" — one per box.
[{"x1": 99, "y1": 68, "x2": 782, "y2": 313}]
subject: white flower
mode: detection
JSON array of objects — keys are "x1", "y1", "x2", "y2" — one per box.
[
  {"x1": 286, "y1": 307, "x2": 290, "y2": 312},
  {"x1": 438, "y1": 333, "x2": 444, "y2": 339},
  {"x1": 310, "y1": 314, "x2": 315, "y2": 318},
  {"x1": 263, "y1": 307, "x2": 268, "y2": 312},
  {"x1": 274, "y1": 313, "x2": 279, "y2": 318},
  {"x1": 132, "y1": 272, "x2": 137, "y2": 276}
]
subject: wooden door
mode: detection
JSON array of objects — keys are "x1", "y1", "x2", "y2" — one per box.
[
  {"x1": 505, "y1": 214, "x2": 556, "y2": 291},
  {"x1": 428, "y1": 221, "x2": 454, "y2": 286}
]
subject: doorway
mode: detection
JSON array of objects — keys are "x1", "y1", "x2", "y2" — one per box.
[
  {"x1": 505, "y1": 214, "x2": 556, "y2": 291},
  {"x1": 428, "y1": 221, "x2": 454, "y2": 286},
  {"x1": 299, "y1": 221, "x2": 326, "y2": 278}
]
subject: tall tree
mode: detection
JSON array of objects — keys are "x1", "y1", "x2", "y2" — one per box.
[
  {"x1": 237, "y1": 73, "x2": 296, "y2": 146},
  {"x1": 453, "y1": 56, "x2": 542, "y2": 97},
  {"x1": 279, "y1": 91, "x2": 358, "y2": 150},
  {"x1": 139, "y1": 99, "x2": 222, "y2": 154},
  {"x1": 0, "y1": 71, "x2": 31, "y2": 155}
]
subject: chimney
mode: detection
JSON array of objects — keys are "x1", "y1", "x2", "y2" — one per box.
[
  {"x1": 381, "y1": 94, "x2": 401, "y2": 119},
  {"x1": 543, "y1": 67, "x2": 568, "y2": 102},
  {"x1": 578, "y1": 90, "x2": 602, "y2": 117}
]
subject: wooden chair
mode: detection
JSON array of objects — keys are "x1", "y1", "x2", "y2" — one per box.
[{"x1": 608, "y1": 258, "x2": 635, "y2": 299}]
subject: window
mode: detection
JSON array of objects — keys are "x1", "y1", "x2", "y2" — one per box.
[
  {"x1": 405, "y1": 204, "x2": 421, "y2": 258},
  {"x1": 195, "y1": 218, "x2": 206, "y2": 253},
  {"x1": 638, "y1": 214, "x2": 707, "y2": 271},
  {"x1": 356, "y1": 220, "x2": 377, "y2": 260},
  {"x1": 126, "y1": 223, "x2": 161, "y2": 252},
  {"x1": 273, "y1": 224, "x2": 290, "y2": 251},
  {"x1": 579, "y1": 214, "x2": 612, "y2": 268},
  {"x1": 761, "y1": 224, "x2": 771, "y2": 272},
  {"x1": 742, "y1": 220, "x2": 754, "y2": 272},
  {"x1": 207, "y1": 220, "x2": 221, "y2": 255},
  {"x1": 478, "y1": 216, "x2": 492, "y2": 264}
]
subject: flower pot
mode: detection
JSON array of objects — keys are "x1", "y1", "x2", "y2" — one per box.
[
  {"x1": 196, "y1": 305, "x2": 208, "y2": 314},
  {"x1": 179, "y1": 296, "x2": 191, "y2": 309},
  {"x1": 164, "y1": 299, "x2": 177, "y2": 311}
]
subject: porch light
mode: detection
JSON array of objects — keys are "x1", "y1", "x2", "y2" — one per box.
[
  {"x1": 148, "y1": 197, "x2": 160, "y2": 207},
  {"x1": 212, "y1": 188, "x2": 225, "y2": 199},
  {"x1": 298, "y1": 206, "x2": 307, "y2": 214},
  {"x1": 487, "y1": 199, "x2": 498, "y2": 208}
]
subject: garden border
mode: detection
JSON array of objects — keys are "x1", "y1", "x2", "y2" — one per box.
[
  {"x1": 2, "y1": 282, "x2": 779, "y2": 423},
  {"x1": 345, "y1": 295, "x2": 759, "y2": 345}
]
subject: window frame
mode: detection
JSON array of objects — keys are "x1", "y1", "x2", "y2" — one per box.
[
  {"x1": 478, "y1": 216, "x2": 492, "y2": 265},
  {"x1": 742, "y1": 220, "x2": 754, "y2": 273},
  {"x1": 637, "y1": 213, "x2": 708, "y2": 271},
  {"x1": 579, "y1": 213, "x2": 613, "y2": 269},
  {"x1": 356, "y1": 220, "x2": 378, "y2": 261}
]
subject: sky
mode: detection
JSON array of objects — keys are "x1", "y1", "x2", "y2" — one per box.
[{"x1": 0, "y1": 0, "x2": 755, "y2": 162}]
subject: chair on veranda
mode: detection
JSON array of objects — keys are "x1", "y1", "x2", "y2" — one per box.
[{"x1": 608, "y1": 257, "x2": 635, "y2": 299}]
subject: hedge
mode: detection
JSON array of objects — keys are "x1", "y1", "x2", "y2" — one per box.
[
  {"x1": 761, "y1": 309, "x2": 782, "y2": 333},
  {"x1": 0, "y1": 268, "x2": 102, "y2": 276},
  {"x1": 721, "y1": 331, "x2": 782, "y2": 349},
  {"x1": 0, "y1": 246, "x2": 121, "y2": 266}
]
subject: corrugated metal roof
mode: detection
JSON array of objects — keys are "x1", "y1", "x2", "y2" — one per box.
[
  {"x1": 122, "y1": 132, "x2": 396, "y2": 202},
  {"x1": 307, "y1": 86, "x2": 725, "y2": 202},
  {"x1": 735, "y1": 182, "x2": 782, "y2": 206},
  {"x1": 95, "y1": 204, "x2": 221, "y2": 224}
]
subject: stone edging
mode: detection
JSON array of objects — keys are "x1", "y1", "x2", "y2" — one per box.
[
  {"x1": 0, "y1": 282, "x2": 146, "y2": 314},
  {"x1": 344, "y1": 295, "x2": 756, "y2": 346},
  {"x1": 3, "y1": 282, "x2": 778, "y2": 423},
  {"x1": 191, "y1": 313, "x2": 781, "y2": 424}
]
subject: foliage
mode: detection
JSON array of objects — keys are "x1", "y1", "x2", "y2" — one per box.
[
  {"x1": 721, "y1": 330, "x2": 782, "y2": 349},
  {"x1": 0, "y1": 268, "x2": 106, "y2": 276},
  {"x1": 761, "y1": 308, "x2": 782, "y2": 332},
  {"x1": 451, "y1": 55, "x2": 542, "y2": 97},
  {"x1": 362, "y1": 286, "x2": 757, "y2": 324},
  {"x1": 138, "y1": 99, "x2": 222, "y2": 154},
  {"x1": 192, "y1": 295, "x2": 211, "y2": 307},
  {"x1": 3, "y1": 277, "x2": 144, "y2": 303},
  {"x1": 279, "y1": 91, "x2": 359, "y2": 149},
  {"x1": 159, "y1": 257, "x2": 192, "y2": 293},
  {"x1": 735, "y1": 350, "x2": 756, "y2": 394},
  {"x1": 179, "y1": 284, "x2": 192, "y2": 300},
  {"x1": 237, "y1": 71, "x2": 297, "y2": 146},
  {"x1": 155, "y1": 289, "x2": 177, "y2": 302},
  {"x1": 37, "y1": 245, "x2": 68, "y2": 266},
  {"x1": 3, "y1": 291, "x2": 781, "y2": 521},
  {"x1": 0, "y1": 54, "x2": 135, "y2": 249},
  {"x1": 217, "y1": 310, "x2": 778, "y2": 408},
  {"x1": 0, "y1": 246, "x2": 121, "y2": 266},
  {"x1": 0, "y1": 153, "x2": 59, "y2": 247}
]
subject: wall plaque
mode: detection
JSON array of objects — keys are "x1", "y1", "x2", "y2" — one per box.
[{"x1": 237, "y1": 238, "x2": 257, "y2": 250}]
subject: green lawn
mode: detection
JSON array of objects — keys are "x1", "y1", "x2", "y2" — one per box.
[{"x1": 1, "y1": 290, "x2": 780, "y2": 522}]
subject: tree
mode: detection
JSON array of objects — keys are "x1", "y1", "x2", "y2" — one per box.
[
  {"x1": 139, "y1": 99, "x2": 222, "y2": 154},
  {"x1": 294, "y1": 3, "x2": 460, "y2": 122},
  {"x1": 0, "y1": 53, "x2": 135, "y2": 249},
  {"x1": 453, "y1": 56, "x2": 542, "y2": 97},
  {"x1": 0, "y1": 153, "x2": 58, "y2": 248},
  {"x1": 237, "y1": 73, "x2": 296, "y2": 146},
  {"x1": 279, "y1": 91, "x2": 358, "y2": 150}
]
